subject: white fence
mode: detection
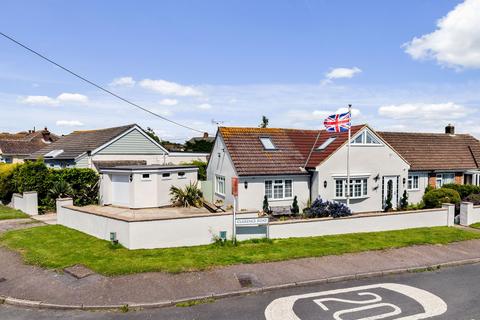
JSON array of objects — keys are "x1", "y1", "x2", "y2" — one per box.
[
  {"x1": 57, "y1": 199, "x2": 456, "y2": 249},
  {"x1": 460, "y1": 202, "x2": 480, "y2": 226},
  {"x1": 12, "y1": 192, "x2": 38, "y2": 216},
  {"x1": 270, "y1": 205, "x2": 454, "y2": 239}
]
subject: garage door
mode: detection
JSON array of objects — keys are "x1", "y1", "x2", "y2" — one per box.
[{"x1": 112, "y1": 174, "x2": 130, "y2": 207}]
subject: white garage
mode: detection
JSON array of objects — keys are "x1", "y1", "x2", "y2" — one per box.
[{"x1": 100, "y1": 164, "x2": 199, "y2": 209}]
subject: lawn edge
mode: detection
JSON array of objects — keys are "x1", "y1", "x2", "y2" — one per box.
[{"x1": 2, "y1": 258, "x2": 480, "y2": 311}]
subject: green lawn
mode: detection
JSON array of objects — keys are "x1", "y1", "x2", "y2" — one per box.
[
  {"x1": 0, "y1": 205, "x2": 29, "y2": 220},
  {"x1": 470, "y1": 223, "x2": 480, "y2": 229},
  {"x1": 1, "y1": 225, "x2": 479, "y2": 276}
]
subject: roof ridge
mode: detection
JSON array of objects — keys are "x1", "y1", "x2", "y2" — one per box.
[{"x1": 72, "y1": 124, "x2": 136, "y2": 134}]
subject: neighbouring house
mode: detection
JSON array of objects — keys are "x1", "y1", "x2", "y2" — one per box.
[
  {"x1": 207, "y1": 125, "x2": 410, "y2": 213},
  {"x1": 0, "y1": 127, "x2": 58, "y2": 163},
  {"x1": 378, "y1": 124, "x2": 480, "y2": 204},
  {"x1": 99, "y1": 164, "x2": 198, "y2": 208},
  {"x1": 28, "y1": 124, "x2": 208, "y2": 170},
  {"x1": 207, "y1": 124, "x2": 480, "y2": 213}
]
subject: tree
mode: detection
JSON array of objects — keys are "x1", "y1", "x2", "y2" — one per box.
[
  {"x1": 400, "y1": 190, "x2": 408, "y2": 210},
  {"x1": 170, "y1": 182, "x2": 203, "y2": 207},
  {"x1": 181, "y1": 160, "x2": 207, "y2": 180},
  {"x1": 262, "y1": 195, "x2": 270, "y2": 214},
  {"x1": 184, "y1": 139, "x2": 213, "y2": 153},
  {"x1": 144, "y1": 127, "x2": 161, "y2": 144},
  {"x1": 384, "y1": 180, "x2": 393, "y2": 212},
  {"x1": 259, "y1": 115, "x2": 269, "y2": 128},
  {"x1": 291, "y1": 196, "x2": 299, "y2": 214}
]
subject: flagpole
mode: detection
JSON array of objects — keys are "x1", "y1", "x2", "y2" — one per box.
[{"x1": 346, "y1": 104, "x2": 352, "y2": 208}]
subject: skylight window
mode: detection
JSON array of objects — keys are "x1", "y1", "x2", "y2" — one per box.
[
  {"x1": 44, "y1": 149, "x2": 64, "y2": 158},
  {"x1": 259, "y1": 137, "x2": 276, "y2": 150},
  {"x1": 317, "y1": 137, "x2": 336, "y2": 150}
]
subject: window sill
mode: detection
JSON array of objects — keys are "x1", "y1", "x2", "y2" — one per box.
[
  {"x1": 407, "y1": 189, "x2": 420, "y2": 192},
  {"x1": 267, "y1": 197, "x2": 294, "y2": 202},
  {"x1": 215, "y1": 192, "x2": 226, "y2": 198},
  {"x1": 333, "y1": 196, "x2": 369, "y2": 200}
]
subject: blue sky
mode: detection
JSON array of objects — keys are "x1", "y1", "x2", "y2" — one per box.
[{"x1": 1, "y1": 0, "x2": 479, "y2": 140}]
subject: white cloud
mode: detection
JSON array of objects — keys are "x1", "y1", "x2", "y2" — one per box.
[
  {"x1": 56, "y1": 120, "x2": 84, "y2": 127},
  {"x1": 288, "y1": 107, "x2": 361, "y2": 122},
  {"x1": 56, "y1": 93, "x2": 89, "y2": 104},
  {"x1": 139, "y1": 79, "x2": 202, "y2": 96},
  {"x1": 110, "y1": 76, "x2": 136, "y2": 87},
  {"x1": 378, "y1": 102, "x2": 470, "y2": 120},
  {"x1": 325, "y1": 67, "x2": 362, "y2": 80},
  {"x1": 404, "y1": 0, "x2": 480, "y2": 69},
  {"x1": 159, "y1": 98, "x2": 178, "y2": 106},
  {"x1": 19, "y1": 93, "x2": 88, "y2": 106},
  {"x1": 20, "y1": 95, "x2": 58, "y2": 106},
  {"x1": 197, "y1": 103, "x2": 212, "y2": 110}
]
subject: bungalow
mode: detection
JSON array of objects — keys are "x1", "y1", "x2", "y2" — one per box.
[
  {"x1": 207, "y1": 124, "x2": 480, "y2": 213},
  {"x1": 0, "y1": 127, "x2": 58, "y2": 164},
  {"x1": 29, "y1": 124, "x2": 208, "y2": 170},
  {"x1": 378, "y1": 124, "x2": 480, "y2": 204}
]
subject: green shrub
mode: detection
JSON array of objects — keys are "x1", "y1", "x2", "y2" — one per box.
[
  {"x1": 399, "y1": 190, "x2": 408, "y2": 210},
  {"x1": 262, "y1": 195, "x2": 270, "y2": 214},
  {"x1": 181, "y1": 160, "x2": 207, "y2": 181},
  {"x1": 291, "y1": 196, "x2": 299, "y2": 214},
  {"x1": 0, "y1": 161, "x2": 99, "y2": 212},
  {"x1": 170, "y1": 182, "x2": 203, "y2": 207},
  {"x1": 442, "y1": 183, "x2": 480, "y2": 199},
  {"x1": 423, "y1": 188, "x2": 461, "y2": 208}
]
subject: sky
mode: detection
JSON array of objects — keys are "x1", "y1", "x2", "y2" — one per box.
[{"x1": 1, "y1": 0, "x2": 480, "y2": 141}]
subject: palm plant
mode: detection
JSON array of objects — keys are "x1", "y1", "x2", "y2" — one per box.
[
  {"x1": 170, "y1": 182, "x2": 204, "y2": 207},
  {"x1": 49, "y1": 179, "x2": 73, "y2": 199}
]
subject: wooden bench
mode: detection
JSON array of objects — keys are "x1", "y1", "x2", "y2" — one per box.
[{"x1": 270, "y1": 205, "x2": 292, "y2": 216}]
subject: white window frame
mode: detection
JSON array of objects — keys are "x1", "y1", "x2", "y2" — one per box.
[
  {"x1": 407, "y1": 175, "x2": 419, "y2": 191},
  {"x1": 161, "y1": 172, "x2": 171, "y2": 180},
  {"x1": 264, "y1": 179, "x2": 293, "y2": 200},
  {"x1": 215, "y1": 175, "x2": 226, "y2": 196},
  {"x1": 436, "y1": 173, "x2": 454, "y2": 188},
  {"x1": 259, "y1": 137, "x2": 277, "y2": 150},
  {"x1": 141, "y1": 173, "x2": 151, "y2": 181},
  {"x1": 351, "y1": 130, "x2": 382, "y2": 146},
  {"x1": 334, "y1": 178, "x2": 368, "y2": 199},
  {"x1": 178, "y1": 171, "x2": 186, "y2": 179}
]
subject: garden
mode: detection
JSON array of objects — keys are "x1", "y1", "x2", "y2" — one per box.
[{"x1": 0, "y1": 160, "x2": 99, "y2": 213}]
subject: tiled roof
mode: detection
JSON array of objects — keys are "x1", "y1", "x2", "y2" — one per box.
[
  {"x1": 0, "y1": 129, "x2": 58, "y2": 156},
  {"x1": 378, "y1": 131, "x2": 480, "y2": 171},
  {"x1": 218, "y1": 125, "x2": 364, "y2": 176},
  {"x1": 29, "y1": 124, "x2": 136, "y2": 160}
]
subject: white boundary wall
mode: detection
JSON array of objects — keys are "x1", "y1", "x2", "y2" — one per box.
[
  {"x1": 57, "y1": 200, "x2": 257, "y2": 249},
  {"x1": 12, "y1": 192, "x2": 38, "y2": 216},
  {"x1": 57, "y1": 202, "x2": 455, "y2": 249},
  {"x1": 460, "y1": 202, "x2": 480, "y2": 226},
  {"x1": 269, "y1": 205, "x2": 454, "y2": 239}
]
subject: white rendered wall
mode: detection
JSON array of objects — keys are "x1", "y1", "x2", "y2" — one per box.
[
  {"x1": 57, "y1": 203, "x2": 131, "y2": 247},
  {"x1": 166, "y1": 152, "x2": 208, "y2": 164},
  {"x1": 12, "y1": 192, "x2": 38, "y2": 215},
  {"x1": 315, "y1": 133, "x2": 410, "y2": 213},
  {"x1": 269, "y1": 206, "x2": 452, "y2": 239},
  {"x1": 237, "y1": 175, "x2": 310, "y2": 211},
  {"x1": 460, "y1": 202, "x2": 480, "y2": 226},
  {"x1": 406, "y1": 171, "x2": 429, "y2": 205}
]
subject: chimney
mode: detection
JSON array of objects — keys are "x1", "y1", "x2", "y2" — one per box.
[
  {"x1": 203, "y1": 132, "x2": 209, "y2": 139},
  {"x1": 445, "y1": 124, "x2": 455, "y2": 135},
  {"x1": 42, "y1": 127, "x2": 51, "y2": 142}
]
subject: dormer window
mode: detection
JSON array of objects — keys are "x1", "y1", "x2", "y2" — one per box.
[
  {"x1": 259, "y1": 137, "x2": 276, "y2": 150},
  {"x1": 351, "y1": 131, "x2": 381, "y2": 145},
  {"x1": 317, "y1": 137, "x2": 336, "y2": 150}
]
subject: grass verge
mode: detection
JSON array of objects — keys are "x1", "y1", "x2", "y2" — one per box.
[
  {"x1": 0, "y1": 205, "x2": 29, "y2": 220},
  {"x1": 1, "y1": 225, "x2": 479, "y2": 276},
  {"x1": 470, "y1": 223, "x2": 480, "y2": 229}
]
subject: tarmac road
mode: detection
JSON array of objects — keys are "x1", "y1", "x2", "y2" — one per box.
[{"x1": 1, "y1": 262, "x2": 480, "y2": 320}]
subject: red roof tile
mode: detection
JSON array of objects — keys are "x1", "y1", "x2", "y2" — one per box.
[{"x1": 219, "y1": 125, "x2": 364, "y2": 176}]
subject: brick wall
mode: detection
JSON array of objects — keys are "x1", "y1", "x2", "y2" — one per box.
[
  {"x1": 428, "y1": 174, "x2": 436, "y2": 188},
  {"x1": 455, "y1": 172, "x2": 463, "y2": 184}
]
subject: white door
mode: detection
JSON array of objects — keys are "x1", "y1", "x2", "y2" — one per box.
[
  {"x1": 112, "y1": 174, "x2": 130, "y2": 207},
  {"x1": 382, "y1": 176, "x2": 398, "y2": 209}
]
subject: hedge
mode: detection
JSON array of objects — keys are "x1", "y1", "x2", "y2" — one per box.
[
  {"x1": 0, "y1": 160, "x2": 99, "y2": 213},
  {"x1": 442, "y1": 183, "x2": 480, "y2": 199}
]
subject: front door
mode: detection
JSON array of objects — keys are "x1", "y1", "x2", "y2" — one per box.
[
  {"x1": 382, "y1": 176, "x2": 398, "y2": 210},
  {"x1": 112, "y1": 174, "x2": 130, "y2": 207}
]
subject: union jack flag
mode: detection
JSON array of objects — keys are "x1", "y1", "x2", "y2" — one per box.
[{"x1": 323, "y1": 112, "x2": 351, "y2": 133}]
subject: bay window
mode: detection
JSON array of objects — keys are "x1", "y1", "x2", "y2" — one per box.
[{"x1": 265, "y1": 179, "x2": 293, "y2": 200}]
